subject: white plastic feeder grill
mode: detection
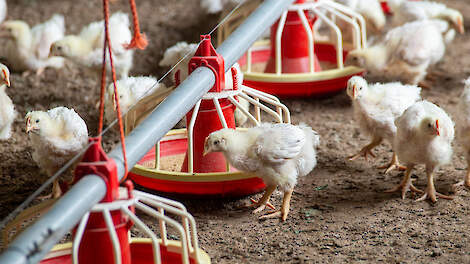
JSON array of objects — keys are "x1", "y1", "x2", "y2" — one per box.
[
  {"x1": 217, "y1": 0, "x2": 367, "y2": 97},
  {"x1": 40, "y1": 187, "x2": 210, "y2": 264},
  {"x1": 128, "y1": 35, "x2": 291, "y2": 196}
]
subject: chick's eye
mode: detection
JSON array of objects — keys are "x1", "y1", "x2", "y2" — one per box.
[
  {"x1": 428, "y1": 123, "x2": 432, "y2": 128},
  {"x1": 35, "y1": 119, "x2": 40, "y2": 123},
  {"x1": 57, "y1": 46, "x2": 62, "y2": 50},
  {"x1": 214, "y1": 140, "x2": 219, "y2": 145}
]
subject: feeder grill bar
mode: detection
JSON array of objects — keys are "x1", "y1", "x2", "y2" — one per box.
[
  {"x1": 0, "y1": 0, "x2": 294, "y2": 263},
  {"x1": 0, "y1": 175, "x2": 105, "y2": 264}
]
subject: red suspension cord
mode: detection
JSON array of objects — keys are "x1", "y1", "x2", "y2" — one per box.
[
  {"x1": 99, "y1": 0, "x2": 129, "y2": 179},
  {"x1": 124, "y1": 0, "x2": 148, "y2": 50}
]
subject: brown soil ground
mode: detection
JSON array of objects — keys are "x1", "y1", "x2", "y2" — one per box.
[{"x1": 2, "y1": 0, "x2": 470, "y2": 263}]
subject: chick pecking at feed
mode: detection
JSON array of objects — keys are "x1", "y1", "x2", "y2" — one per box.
[{"x1": 204, "y1": 122, "x2": 320, "y2": 221}]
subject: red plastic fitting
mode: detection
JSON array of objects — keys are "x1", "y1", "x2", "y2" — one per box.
[
  {"x1": 73, "y1": 137, "x2": 119, "y2": 203},
  {"x1": 188, "y1": 35, "x2": 226, "y2": 92}
]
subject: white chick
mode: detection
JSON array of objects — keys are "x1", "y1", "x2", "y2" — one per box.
[
  {"x1": 346, "y1": 76, "x2": 421, "y2": 173},
  {"x1": 453, "y1": 78, "x2": 470, "y2": 190},
  {"x1": 0, "y1": 63, "x2": 15, "y2": 140},
  {"x1": 335, "y1": 0, "x2": 386, "y2": 33},
  {"x1": 104, "y1": 76, "x2": 168, "y2": 125},
  {"x1": 386, "y1": 100, "x2": 454, "y2": 202},
  {"x1": 0, "y1": 0, "x2": 6, "y2": 24},
  {"x1": 204, "y1": 123, "x2": 320, "y2": 221},
  {"x1": 346, "y1": 20, "x2": 447, "y2": 86},
  {"x1": 50, "y1": 12, "x2": 133, "y2": 78},
  {"x1": 0, "y1": 14, "x2": 65, "y2": 74},
  {"x1": 159, "y1": 41, "x2": 249, "y2": 126},
  {"x1": 26, "y1": 107, "x2": 88, "y2": 198},
  {"x1": 200, "y1": 0, "x2": 245, "y2": 14},
  {"x1": 387, "y1": 0, "x2": 464, "y2": 35}
]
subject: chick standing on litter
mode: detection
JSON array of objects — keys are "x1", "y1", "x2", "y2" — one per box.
[
  {"x1": 387, "y1": 0, "x2": 464, "y2": 36},
  {"x1": 0, "y1": 14, "x2": 65, "y2": 75},
  {"x1": 453, "y1": 78, "x2": 470, "y2": 190},
  {"x1": 104, "y1": 76, "x2": 170, "y2": 126},
  {"x1": 26, "y1": 107, "x2": 88, "y2": 198},
  {"x1": 0, "y1": 63, "x2": 15, "y2": 140},
  {"x1": 346, "y1": 20, "x2": 448, "y2": 86},
  {"x1": 50, "y1": 12, "x2": 133, "y2": 79},
  {"x1": 346, "y1": 76, "x2": 421, "y2": 173},
  {"x1": 204, "y1": 123, "x2": 320, "y2": 221},
  {"x1": 387, "y1": 101, "x2": 454, "y2": 203},
  {"x1": 159, "y1": 41, "x2": 250, "y2": 126}
]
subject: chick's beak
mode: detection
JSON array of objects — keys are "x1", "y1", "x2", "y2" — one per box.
[
  {"x1": 25, "y1": 117, "x2": 33, "y2": 133},
  {"x1": 457, "y1": 18, "x2": 465, "y2": 34},
  {"x1": 436, "y1": 120, "x2": 440, "y2": 136},
  {"x1": 352, "y1": 84, "x2": 357, "y2": 98},
  {"x1": 203, "y1": 137, "x2": 210, "y2": 156},
  {"x1": 2, "y1": 69, "x2": 9, "y2": 87}
]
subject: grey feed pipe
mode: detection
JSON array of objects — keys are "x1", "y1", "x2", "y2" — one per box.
[{"x1": 0, "y1": 0, "x2": 295, "y2": 263}]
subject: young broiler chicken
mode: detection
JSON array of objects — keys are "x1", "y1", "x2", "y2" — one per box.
[
  {"x1": 386, "y1": 100, "x2": 454, "y2": 202},
  {"x1": 346, "y1": 20, "x2": 448, "y2": 87},
  {"x1": 346, "y1": 76, "x2": 421, "y2": 173},
  {"x1": 453, "y1": 78, "x2": 470, "y2": 190},
  {"x1": 0, "y1": 14, "x2": 65, "y2": 74},
  {"x1": 204, "y1": 123, "x2": 320, "y2": 221},
  {"x1": 387, "y1": 0, "x2": 464, "y2": 37},
  {"x1": 104, "y1": 76, "x2": 171, "y2": 130},
  {"x1": 49, "y1": 12, "x2": 133, "y2": 79},
  {"x1": 335, "y1": 0, "x2": 386, "y2": 34},
  {"x1": 159, "y1": 41, "x2": 250, "y2": 126},
  {"x1": 0, "y1": 63, "x2": 15, "y2": 140},
  {"x1": 26, "y1": 107, "x2": 88, "y2": 198}
]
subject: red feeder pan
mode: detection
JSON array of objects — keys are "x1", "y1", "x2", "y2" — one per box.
[{"x1": 218, "y1": 0, "x2": 366, "y2": 98}]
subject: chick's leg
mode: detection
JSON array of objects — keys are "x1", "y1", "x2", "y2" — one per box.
[
  {"x1": 453, "y1": 158, "x2": 470, "y2": 191},
  {"x1": 385, "y1": 165, "x2": 423, "y2": 199},
  {"x1": 349, "y1": 137, "x2": 382, "y2": 161},
  {"x1": 378, "y1": 152, "x2": 406, "y2": 174},
  {"x1": 259, "y1": 189, "x2": 293, "y2": 221},
  {"x1": 416, "y1": 167, "x2": 453, "y2": 203},
  {"x1": 251, "y1": 185, "x2": 276, "y2": 213}
]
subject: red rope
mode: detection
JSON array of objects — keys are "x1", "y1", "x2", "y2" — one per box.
[
  {"x1": 99, "y1": 0, "x2": 128, "y2": 179},
  {"x1": 124, "y1": 0, "x2": 148, "y2": 50}
]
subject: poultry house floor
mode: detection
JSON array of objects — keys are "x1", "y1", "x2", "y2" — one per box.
[{"x1": 2, "y1": 0, "x2": 470, "y2": 263}]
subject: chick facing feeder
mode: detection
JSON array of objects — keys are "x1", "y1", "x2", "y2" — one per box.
[
  {"x1": 217, "y1": 0, "x2": 367, "y2": 97},
  {"x1": 127, "y1": 35, "x2": 291, "y2": 196},
  {"x1": 40, "y1": 139, "x2": 210, "y2": 264}
]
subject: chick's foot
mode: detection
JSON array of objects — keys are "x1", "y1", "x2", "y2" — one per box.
[
  {"x1": 249, "y1": 185, "x2": 276, "y2": 214},
  {"x1": 416, "y1": 186, "x2": 453, "y2": 203},
  {"x1": 378, "y1": 153, "x2": 406, "y2": 174},
  {"x1": 452, "y1": 170, "x2": 470, "y2": 192},
  {"x1": 259, "y1": 189, "x2": 293, "y2": 221},
  {"x1": 385, "y1": 167, "x2": 422, "y2": 199}
]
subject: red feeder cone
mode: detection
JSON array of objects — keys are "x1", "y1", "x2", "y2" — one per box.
[
  {"x1": 72, "y1": 138, "x2": 132, "y2": 264},
  {"x1": 181, "y1": 35, "x2": 237, "y2": 173},
  {"x1": 264, "y1": 0, "x2": 322, "y2": 74}
]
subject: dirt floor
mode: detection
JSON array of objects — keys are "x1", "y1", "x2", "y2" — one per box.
[{"x1": 2, "y1": 0, "x2": 470, "y2": 263}]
